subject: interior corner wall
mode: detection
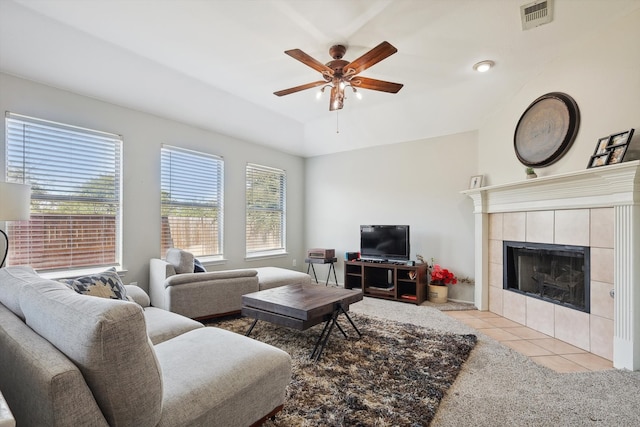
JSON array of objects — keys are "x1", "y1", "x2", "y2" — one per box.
[
  {"x1": 304, "y1": 131, "x2": 478, "y2": 303},
  {"x1": 0, "y1": 73, "x2": 306, "y2": 292},
  {"x1": 478, "y1": 9, "x2": 640, "y2": 186}
]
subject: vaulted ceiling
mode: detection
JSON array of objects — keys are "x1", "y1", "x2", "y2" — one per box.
[{"x1": 1, "y1": 0, "x2": 638, "y2": 157}]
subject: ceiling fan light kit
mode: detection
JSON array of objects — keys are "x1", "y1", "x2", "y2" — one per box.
[{"x1": 275, "y1": 41, "x2": 403, "y2": 111}]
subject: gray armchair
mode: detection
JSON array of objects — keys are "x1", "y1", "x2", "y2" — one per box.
[{"x1": 149, "y1": 249, "x2": 259, "y2": 319}]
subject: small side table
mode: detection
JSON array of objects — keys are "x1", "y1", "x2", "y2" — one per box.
[{"x1": 305, "y1": 257, "x2": 338, "y2": 286}]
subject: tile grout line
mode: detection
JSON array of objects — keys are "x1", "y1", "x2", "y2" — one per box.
[{"x1": 444, "y1": 310, "x2": 613, "y2": 373}]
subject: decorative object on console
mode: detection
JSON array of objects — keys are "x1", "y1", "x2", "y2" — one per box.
[
  {"x1": 345, "y1": 251, "x2": 359, "y2": 260},
  {"x1": 0, "y1": 182, "x2": 31, "y2": 268},
  {"x1": 307, "y1": 248, "x2": 335, "y2": 260},
  {"x1": 588, "y1": 129, "x2": 634, "y2": 168},
  {"x1": 514, "y1": 92, "x2": 580, "y2": 167}
]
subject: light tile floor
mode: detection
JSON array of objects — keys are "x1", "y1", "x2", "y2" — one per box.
[{"x1": 445, "y1": 309, "x2": 614, "y2": 373}]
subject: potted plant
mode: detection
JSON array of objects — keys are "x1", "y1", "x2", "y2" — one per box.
[
  {"x1": 428, "y1": 264, "x2": 457, "y2": 303},
  {"x1": 526, "y1": 167, "x2": 537, "y2": 179}
]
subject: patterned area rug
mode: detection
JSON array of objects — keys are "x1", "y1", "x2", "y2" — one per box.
[{"x1": 210, "y1": 313, "x2": 477, "y2": 426}]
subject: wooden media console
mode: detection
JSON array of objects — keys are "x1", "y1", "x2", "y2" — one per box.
[{"x1": 344, "y1": 260, "x2": 428, "y2": 305}]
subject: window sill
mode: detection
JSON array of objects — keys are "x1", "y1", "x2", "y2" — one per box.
[
  {"x1": 198, "y1": 257, "x2": 227, "y2": 267},
  {"x1": 245, "y1": 251, "x2": 288, "y2": 261},
  {"x1": 39, "y1": 266, "x2": 126, "y2": 280}
]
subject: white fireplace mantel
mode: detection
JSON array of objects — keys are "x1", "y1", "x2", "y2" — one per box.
[
  {"x1": 462, "y1": 160, "x2": 640, "y2": 213},
  {"x1": 462, "y1": 160, "x2": 640, "y2": 370}
]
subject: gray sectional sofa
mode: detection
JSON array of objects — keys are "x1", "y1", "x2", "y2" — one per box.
[
  {"x1": 150, "y1": 248, "x2": 312, "y2": 319},
  {"x1": 0, "y1": 266, "x2": 292, "y2": 427}
]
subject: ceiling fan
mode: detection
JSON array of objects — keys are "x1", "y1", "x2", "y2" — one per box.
[{"x1": 274, "y1": 41, "x2": 403, "y2": 111}]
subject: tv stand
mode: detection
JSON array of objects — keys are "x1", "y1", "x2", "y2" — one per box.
[{"x1": 344, "y1": 260, "x2": 427, "y2": 305}]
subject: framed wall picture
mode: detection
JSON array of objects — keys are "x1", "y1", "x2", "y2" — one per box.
[
  {"x1": 469, "y1": 175, "x2": 484, "y2": 189},
  {"x1": 593, "y1": 136, "x2": 610, "y2": 155},
  {"x1": 588, "y1": 152, "x2": 610, "y2": 168},
  {"x1": 609, "y1": 129, "x2": 634, "y2": 147},
  {"x1": 609, "y1": 145, "x2": 628, "y2": 164},
  {"x1": 587, "y1": 129, "x2": 634, "y2": 168}
]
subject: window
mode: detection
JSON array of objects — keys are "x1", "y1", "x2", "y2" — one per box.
[
  {"x1": 161, "y1": 145, "x2": 224, "y2": 258},
  {"x1": 245, "y1": 163, "x2": 286, "y2": 257},
  {"x1": 5, "y1": 113, "x2": 122, "y2": 271}
]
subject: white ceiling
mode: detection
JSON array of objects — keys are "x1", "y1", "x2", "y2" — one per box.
[{"x1": 1, "y1": 0, "x2": 639, "y2": 157}]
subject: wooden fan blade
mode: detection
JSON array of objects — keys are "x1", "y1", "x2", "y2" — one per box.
[
  {"x1": 285, "y1": 49, "x2": 334, "y2": 76},
  {"x1": 344, "y1": 41, "x2": 397, "y2": 76},
  {"x1": 350, "y1": 76, "x2": 403, "y2": 93},
  {"x1": 274, "y1": 80, "x2": 327, "y2": 97}
]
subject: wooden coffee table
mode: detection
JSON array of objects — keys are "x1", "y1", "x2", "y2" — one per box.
[{"x1": 241, "y1": 284, "x2": 363, "y2": 361}]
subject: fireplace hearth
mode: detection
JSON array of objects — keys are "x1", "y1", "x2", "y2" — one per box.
[
  {"x1": 504, "y1": 241, "x2": 590, "y2": 313},
  {"x1": 463, "y1": 161, "x2": 640, "y2": 369}
]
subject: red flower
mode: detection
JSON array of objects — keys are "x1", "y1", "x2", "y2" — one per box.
[{"x1": 430, "y1": 264, "x2": 457, "y2": 285}]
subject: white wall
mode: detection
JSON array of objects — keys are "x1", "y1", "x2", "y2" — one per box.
[
  {"x1": 3, "y1": 9, "x2": 637, "y2": 304},
  {"x1": 305, "y1": 131, "x2": 478, "y2": 302},
  {"x1": 0, "y1": 73, "x2": 306, "y2": 292},
  {"x1": 303, "y1": 9, "x2": 640, "y2": 305},
  {"x1": 478, "y1": 9, "x2": 640, "y2": 186}
]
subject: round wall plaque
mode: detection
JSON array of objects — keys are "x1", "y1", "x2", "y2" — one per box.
[{"x1": 514, "y1": 92, "x2": 580, "y2": 167}]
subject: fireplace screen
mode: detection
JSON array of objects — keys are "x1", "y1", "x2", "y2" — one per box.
[{"x1": 503, "y1": 241, "x2": 590, "y2": 312}]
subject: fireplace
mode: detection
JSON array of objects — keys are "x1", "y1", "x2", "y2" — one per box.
[
  {"x1": 503, "y1": 241, "x2": 590, "y2": 313},
  {"x1": 462, "y1": 161, "x2": 640, "y2": 370}
]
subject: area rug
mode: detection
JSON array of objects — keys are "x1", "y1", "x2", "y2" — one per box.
[{"x1": 209, "y1": 313, "x2": 477, "y2": 426}]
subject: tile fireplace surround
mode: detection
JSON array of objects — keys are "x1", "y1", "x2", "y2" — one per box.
[{"x1": 463, "y1": 161, "x2": 639, "y2": 370}]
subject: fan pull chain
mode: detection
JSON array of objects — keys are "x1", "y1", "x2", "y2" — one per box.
[{"x1": 336, "y1": 111, "x2": 339, "y2": 134}]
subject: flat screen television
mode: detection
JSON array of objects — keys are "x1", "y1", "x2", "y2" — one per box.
[{"x1": 360, "y1": 225, "x2": 410, "y2": 261}]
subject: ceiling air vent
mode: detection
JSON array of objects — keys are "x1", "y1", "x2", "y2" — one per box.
[{"x1": 520, "y1": 0, "x2": 553, "y2": 30}]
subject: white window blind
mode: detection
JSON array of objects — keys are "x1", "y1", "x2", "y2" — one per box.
[
  {"x1": 245, "y1": 163, "x2": 286, "y2": 256},
  {"x1": 161, "y1": 145, "x2": 224, "y2": 258},
  {"x1": 5, "y1": 113, "x2": 122, "y2": 271}
]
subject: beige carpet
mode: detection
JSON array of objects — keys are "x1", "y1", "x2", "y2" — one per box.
[{"x1": 350, "y1": 297, "x2": 640, "y2": 426}]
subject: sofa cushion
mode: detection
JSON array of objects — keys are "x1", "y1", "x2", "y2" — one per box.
[
  {"x1": 166, "y1": 248, "x2": 195, "y2": 274},
  {"x1": 125, "y1": 284, "x2": 151, "y2": 307},
  {"x1": 60, "y1": 268, "x2": 130, "y2": 300},
  {"x1": 164, "y1": 268, "x2": 258, "y2": 287},
  {"x1": 0, "y1": 265, "x2": 39, "y2": 320},
  {"x1": 142, "y1": 306, "x2": 203, "y2": 345},
  {"x1": 255, "y1": 267, "x2": 312, "y2": 290},
  {"x1": 154, "y1": 327, "x2": 291, "y2": 427},
  {"x1": 19, "y1": 279, "x2": 163, "y2": 427}
]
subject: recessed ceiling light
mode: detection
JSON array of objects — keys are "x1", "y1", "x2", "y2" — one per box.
[{"x1": 473, "y1": 60, "x2": 495, "y2": 72}]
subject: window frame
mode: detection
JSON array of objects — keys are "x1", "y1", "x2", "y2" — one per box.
[
  {"x1": 4, "y1": 112, "x2": 122, "y2": 273},
  {"x1": 160, "y1": 145, "x2": 224, "y2": 260},
  {"x1": 245, "y1": 162, "x2": 286, "y2": 258}
]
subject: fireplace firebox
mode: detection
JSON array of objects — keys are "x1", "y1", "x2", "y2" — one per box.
[{"x1": 503, "y1": 241, "x2": 590, "y2": 313}]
